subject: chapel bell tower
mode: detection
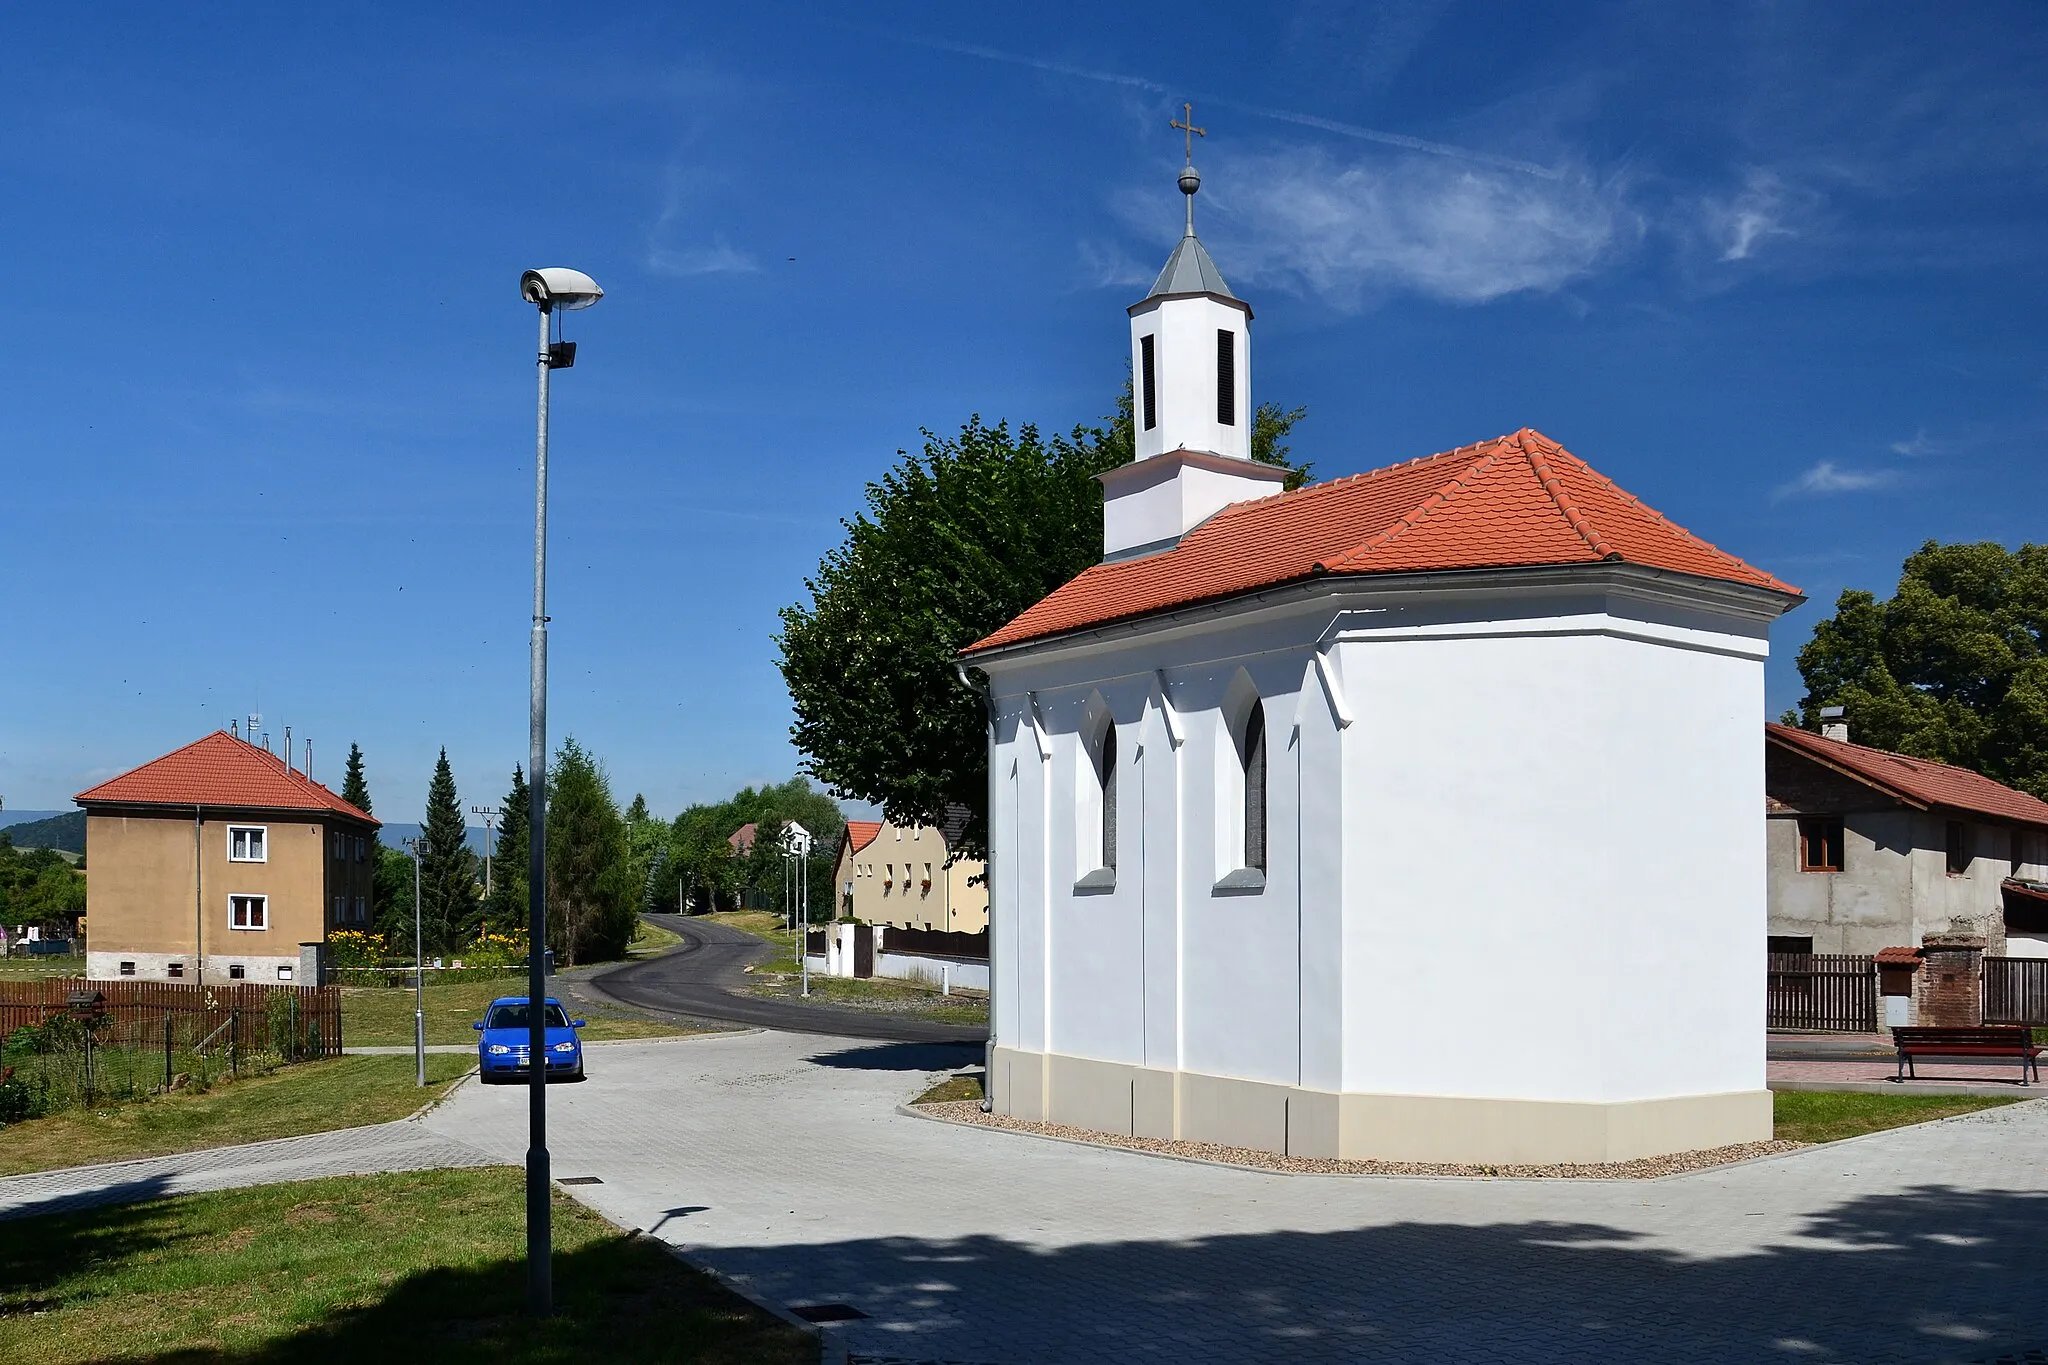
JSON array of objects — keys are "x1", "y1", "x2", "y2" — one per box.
[{"x1": 1102, "y1": 107, "x2": 1288, "y2": 561}]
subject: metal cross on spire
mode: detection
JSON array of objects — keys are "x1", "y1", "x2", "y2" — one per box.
[{"x1": 1171, "y1": 102, "x2": 1206, "y2": 162}]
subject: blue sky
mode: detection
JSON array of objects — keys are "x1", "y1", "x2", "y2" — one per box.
[{"x1": 4, "y1": 2, "x2": 2045, "y2": 821}]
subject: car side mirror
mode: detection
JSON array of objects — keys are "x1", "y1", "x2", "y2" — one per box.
[
  {"x1": 571, "y1": 1019, "x2": 587, "y2": 1028},
  {"x1": 472, "y1": 1021, "x2": 485, "y2": 1030}
]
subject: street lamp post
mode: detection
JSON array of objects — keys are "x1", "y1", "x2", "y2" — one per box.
[
  {"x1": 518, "y1": 266, "x2": 602, "y2": 1319},
  {"x1": 472, "y1": 805, "x2": 501, "y2": 899},
  {"x1": 402, "y1": 837, "x2": 424, "y2": 1087}
]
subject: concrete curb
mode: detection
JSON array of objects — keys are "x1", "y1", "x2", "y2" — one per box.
[
  {"x1": 901, "y1": 1092, "x2": 2048, "y2": 1187},
  {"x1": 404, "y1": 1065, "x2": 477, "y2": 1121},
  {"x1": 1771, "y1": 1077, "x2": 2038, "y2": 1097}
]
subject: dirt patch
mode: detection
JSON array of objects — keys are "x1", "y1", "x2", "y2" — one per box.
[{"x1": 913, "y1": 1100, "x2": 1807, "y2": 1179}]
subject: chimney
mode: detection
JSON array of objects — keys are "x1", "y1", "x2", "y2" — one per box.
[{"x1": 1820, "y1": 705, "x2": 1849, "y2": 744}]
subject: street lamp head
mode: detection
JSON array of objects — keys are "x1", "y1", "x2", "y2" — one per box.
[{"x1": 520, "y1": 267, "x2": 603, "y2": 311}]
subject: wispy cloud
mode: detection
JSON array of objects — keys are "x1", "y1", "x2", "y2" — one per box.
[
  {"x1": 1183, "y1": 146, "x2": 1631, "y2": 306},
  {"x1": 1076, "y1": 239, "x2": 1153, "y2": 290},
  {"x1": 880, "y1": 31, "x2": 1561, "y2": 179},
  {"x1": 1773, "y1": 460, "x2": 1902, "y2": 500},
  {"x1": 1695, "y1": 169, "x2": 1804, "y2": 263},
  {"x1": 1888, "y1": 428, "x2": 1946, "y2": 457},
  {"x1": 644, "y1": 164, "x2": 758, "y2": 277}
]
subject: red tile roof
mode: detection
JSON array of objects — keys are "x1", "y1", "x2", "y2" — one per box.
[
  {"x1": 1766, "y1": 724, "x2": 2048, "y2": 830},
  {"x1": 844, "y1": 820, "x2": 883, "y2": 855},
  {"x1": 965, "y1": 428, "x2": 1798, "y2": 654},
  {"x1": 1875, "y1": 946, "x2": 1923, "y2": 966},
  {"x1": 76, "y1": 731, "x2": 378, "y2": 825}
]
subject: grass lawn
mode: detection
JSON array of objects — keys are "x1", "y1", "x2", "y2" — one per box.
[
  {"x1": 0, "y1": 956, "x2": 89, "y2": 979},
  {"x1": 0, "y1": 1166, "x2": 815, "y2": 1364},
  {"x1": 1771, "y1": 1090, "x2": 2022, "y2": 1144},
  {"x1": 341, "y1": 978, "x2": 700, "y2": 1047},
  {"x1": 703, "y1": 910, "x2": 802, "y2": 970},
  {"x1": 0, "y1": 1053, "x2": 473, "y2": 1177}
]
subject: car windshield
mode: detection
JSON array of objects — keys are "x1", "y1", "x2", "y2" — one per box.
[{"x1": 484, "y1": 1002, "x2": 571, "y2": 1030}]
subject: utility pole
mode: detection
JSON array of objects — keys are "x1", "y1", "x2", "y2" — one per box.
[{"x1": 472, "y1": 805, "x2": 501, "y2": 898}]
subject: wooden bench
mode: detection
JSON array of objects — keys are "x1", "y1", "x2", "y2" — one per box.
[{"x1": 1891, "y1": 1025, "x2": 2041, "y2": 1085}]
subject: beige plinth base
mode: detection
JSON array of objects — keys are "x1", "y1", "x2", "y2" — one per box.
[{"x1": 990, "y1": 1046, "x2": 1772, "y2": 1165}]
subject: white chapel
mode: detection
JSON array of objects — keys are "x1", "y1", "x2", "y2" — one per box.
[{"x1": 959, "y1": 150, "x2": 1805, "y2": 1164}]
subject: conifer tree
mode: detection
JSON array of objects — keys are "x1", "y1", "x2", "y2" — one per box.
[
  {"x1": 340, "y1": 743, "x2": 373, "y2": 816},
  {"x1": 418, "y1": 748, "x2": 482, "y2": 953},
  {"x1": 546, "y1": 738, "x2": 634, "y2": 965}
]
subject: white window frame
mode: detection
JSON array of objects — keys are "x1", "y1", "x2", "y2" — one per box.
[
  {"x1": 228, "y1": 825, "x2": 268, "y2": 863},
  {"x1": 229, "y1": 894, "x2": 269, "y2": 930}
]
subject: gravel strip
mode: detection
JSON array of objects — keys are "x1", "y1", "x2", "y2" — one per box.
[{"x1": 914, "y1": 1100, "x2": 1806, "y2": 1179}]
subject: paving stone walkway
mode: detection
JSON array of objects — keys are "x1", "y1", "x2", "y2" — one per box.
[
  {"x1": 419, "y1": 1031, "x2": 2048, "y2": 1365},
  {"x1": 0, "y1": 1118, "x2": 496, "y2": 1222}
]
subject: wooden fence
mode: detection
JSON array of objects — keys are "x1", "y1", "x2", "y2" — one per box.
[
  {"x1": 880, "y1": 927, "x2": 990, "y2": 962},
  {"x1": 1766, "y1": 952, "x2": 1876, "y2": 1032},
  {"x1": 1983, "y1": 956, "x2": 2048, "y2": 1026},
  {"x1": 0, "y1": 977, "x2": 342, "y2": 1056}
]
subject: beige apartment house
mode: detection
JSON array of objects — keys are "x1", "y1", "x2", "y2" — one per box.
[
  {"x1": 834, "y1": 813, "x2": 987, "y2": 933},
  {"x1": 75, "y1": 730, "x2": 379, "y2": 985}
]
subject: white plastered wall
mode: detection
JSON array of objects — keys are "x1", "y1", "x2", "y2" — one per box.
[{"x1": 982, "y1": 570, "x2": 1783, "y2": 1156}]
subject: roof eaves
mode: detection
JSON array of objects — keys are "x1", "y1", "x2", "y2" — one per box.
[{"x1": 1766, "y1": 726, "x2": 1939, "y2": 812}]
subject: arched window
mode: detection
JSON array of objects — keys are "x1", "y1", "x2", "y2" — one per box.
[
  {"x1": 1097, "y1": 720, "x2": 1118, "y2": 871},
  {"x1": 1240, "y1": 701, "x2": 1266, "y2": 873}
]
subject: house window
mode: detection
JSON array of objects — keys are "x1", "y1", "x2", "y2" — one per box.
[
  {"x1": 355, "y1": 836, "x2": 366, "y2": 862},
  {"x1": 1140, "y1": 334, "x2": 1157, "y2": 431},
  {"x1": 334, "y1": 895, "x2": 345, "y2": 923},
  {"x1": 119, "y1": 960, "x2": 136, "y2": 976},
  {"x1": 1216, "y1": 329, "x2": 1236, "y2": 426},
  {"x1": 332, "y1": 833, "x2": 343, "y2": 859},
  {"x1": 229, "y1": 894, "x2": 268, "y2": 930},
  {"x1": 168, "y1": 962, "x2": 184, "y2": 979},
  {"x1": 229, "y1": 964, "x2": 246, "y2": 980},
  {"x1": 1241, "y1": 701, "x2": 1267, "y2": 873},
  {"x1": 278, "y1": 965, "x2": 293, "y2": 981},
  {"x1": 228, "y1": 825, "x2": 267, "y2": 863},
  {"x1": 1096, "y1": 719, "x2": 1118, "y2": 872},
  {"x1": 1768, "y1": 935, "x2": 1815, "y2": 956},
  {"x1": 1797, "y1": 818, "x2": 1844, "y2": 873},
  {"x1": 1946, "y1": 820, "x2": 1971, "y2": 876},
  {"x1": 354, "y1": 896, "x2": 367, "y2": 923}
]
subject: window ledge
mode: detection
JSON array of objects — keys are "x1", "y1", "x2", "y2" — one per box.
[
  {"x1": 1213, "y1": 868, "x2": 1266, "y2": 895},
  {"x1": 1073, "y1": 868, "x2": 1117, "y2": 895}
]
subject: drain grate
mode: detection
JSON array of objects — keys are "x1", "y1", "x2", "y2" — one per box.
[
  {"x1": 791, "y1": 1302, "x2": 868, "y2": 1324},
  {"x1": 556, "y1": 1176, "x2": 603, "y2": 1186}
]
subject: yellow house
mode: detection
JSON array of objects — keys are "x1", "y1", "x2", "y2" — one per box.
[
  {"x1": 833, "y1": 813, "x2": 987, "y2": 933},
  {"x1": 75, "y1": 731, "x2": 379, "y2": 985}
]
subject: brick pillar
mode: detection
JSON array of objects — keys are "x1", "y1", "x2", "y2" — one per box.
[{"x1": 1915, "y1": 932, "x2": 1985, "y2": 1027}]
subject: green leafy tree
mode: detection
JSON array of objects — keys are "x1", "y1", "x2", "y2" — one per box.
[
  {"x1": 0, "y1": 834, "x2": 87, "y2": 928},
  {"x1": 481, "y1": 765, "x2": 529, "y2": 935},
  {"x1": 623, "y1": 794, "x2": 670, "y2": 915},
  {"x1": 778, "y1": 393, "x2": 1304, "y2": 859},
  {"x1": 546, "y1": 738, "x2": 635, "y2": 965},
  {"x1": 418, "y1": 748, "x2": 483, "y2": 953},
  {"x1": 1791, "y1": 540, "x2": 2048, "y2": 798}
]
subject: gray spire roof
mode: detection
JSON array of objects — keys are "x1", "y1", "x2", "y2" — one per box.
[{"x1": 1146, "y1": 233, "x2": 1237, "y2": 301}]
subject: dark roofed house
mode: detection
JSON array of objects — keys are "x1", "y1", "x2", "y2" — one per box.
[{"x1": 1765, "y1": 721, "x2": 2048, "y2": 961}]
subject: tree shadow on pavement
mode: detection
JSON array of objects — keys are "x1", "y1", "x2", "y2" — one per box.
[
  {"x1": 804, "y1": 1041, "x2": 982, "y2": 1072},
  {"x1": 700, "y1": 1184, "x2": 2048, "y2": 1364}
]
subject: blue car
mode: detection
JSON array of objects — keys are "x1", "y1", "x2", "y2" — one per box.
[{"x1": 474, "y1": 996, "x2": 587, "y2": 1082}]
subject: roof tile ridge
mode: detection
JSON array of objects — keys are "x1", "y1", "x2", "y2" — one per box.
[
  {"x1": 1537, "y1": 434, "x2": 1762, "y2": 567},
  {"x1": 1317, "y1": 439, "x2": 1513, "y2": 572},
  {"x1": 1515, "y1": 429, "x2": 1619, "y2": 562}
]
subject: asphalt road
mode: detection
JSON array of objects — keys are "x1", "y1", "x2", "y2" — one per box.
[{"x1": 580, "y1": 913, "x2": 988, "y2": 1046}]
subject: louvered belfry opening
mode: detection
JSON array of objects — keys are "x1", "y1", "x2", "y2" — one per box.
[
  {"x1": 1140, "y1": 335, "x2": 1158, "y2": 431},
  {"x1": 1216, "y1": 328, "x2": 1236, "y2": 426}
]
